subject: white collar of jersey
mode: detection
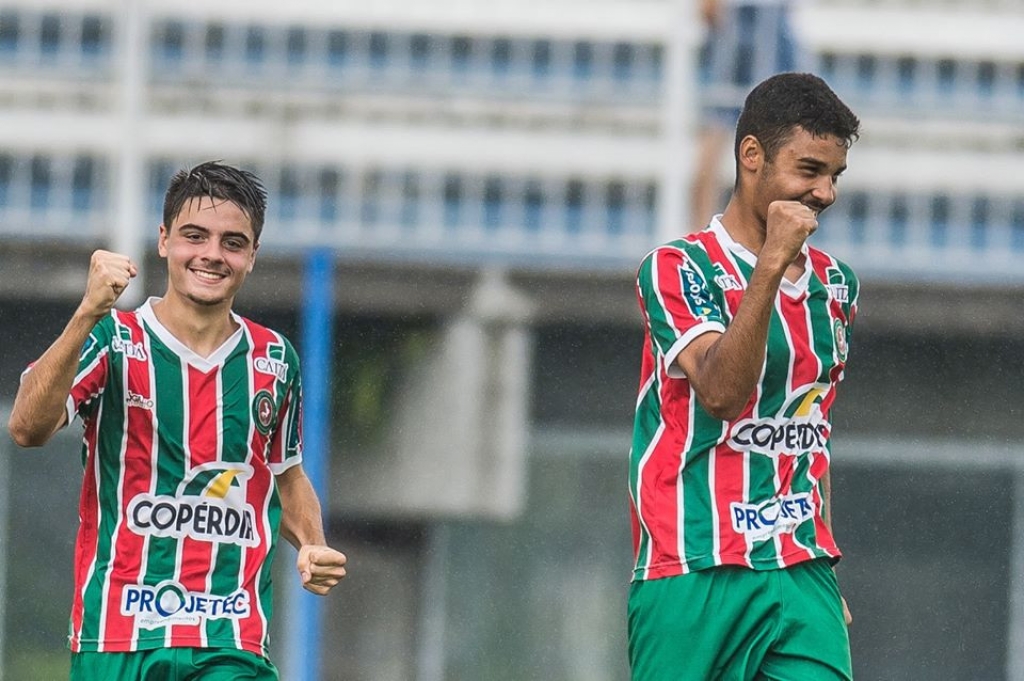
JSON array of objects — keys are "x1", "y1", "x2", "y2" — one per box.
[
  {"x1": 137, "y1": 297, "x2": 245, "y2": 370},
  {"x1": 708, "y1": 215, "x2": 811, "y2": 297}
]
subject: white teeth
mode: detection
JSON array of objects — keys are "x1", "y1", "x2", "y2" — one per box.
[{"x1": 192, "y1": 270, "x2": 223, "y2": 281}]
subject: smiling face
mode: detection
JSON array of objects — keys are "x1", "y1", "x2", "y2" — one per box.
[
  {"x1": 749, "y1": 126, "x2": 849, "y2": 221},
  {"x1": 158, "y1": 196, "x2": 258, "y2": 310}
]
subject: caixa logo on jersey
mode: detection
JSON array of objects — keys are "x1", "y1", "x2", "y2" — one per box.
[
  {"x1": 730, "y1": 493, "x2": 815, "y2": 541},
  {"x1": 122, "y1": 580, "x2": 250, "y2": 629},
  {"x1": 825, "y1": 266, "x2": 849, "y2": 303},
  {"x1": 112, "y1": 325, "x2": 147, "y2": 361},
  {"x1": 712, "y1": 263, "x2": 742, "y2": 292},
  {"x1": 127, "y1": 463, "x2": 258, "y2": 547},
  {"x1": 254, "y1": 343, "x2": 289, "y2": 382},
  {"x1": 728, "y1": 384, "x2": 832, "y2": 458}
]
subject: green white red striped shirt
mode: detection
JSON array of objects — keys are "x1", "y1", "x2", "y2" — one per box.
[
  {"x1": 40, "y1": 298, "x2": 302, "y2": 656},
  {"x1": 630, "y1": 219, "x2": 858, "y2": 581}
]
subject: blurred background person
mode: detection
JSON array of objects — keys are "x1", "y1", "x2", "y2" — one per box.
[{"x1": 691, "y1": 0, "x2": 806, "y2": 231}]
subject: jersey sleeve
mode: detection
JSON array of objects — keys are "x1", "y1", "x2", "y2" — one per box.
[
  {"x1": 833, "y1": 256, "x2": 859, "y2": 348},
  {"x1": 636, "y1": 245, "x2": 727, "y2": 377},
  {"x1": 70, "y1": 317, "x2": 116, "y2": 425},
  {"x1": 20, "y1": 315, "x2": 113, "y2": 428},
  {"x1": 267, "y1": 339, "x2": 303, "y2": 474},
  {"x1": 846, "y1": 269, "x2": 860, "y2": 340}
]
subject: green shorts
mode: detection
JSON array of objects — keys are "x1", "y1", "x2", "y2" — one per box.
[
  {"x1": 70, "y1": 647, "x2": 279, "y2": 681},
  {"x1": 628, "y1": 558, "x2": 852, "y2": 681}
]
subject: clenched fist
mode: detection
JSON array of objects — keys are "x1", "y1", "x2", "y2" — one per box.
[
  {"x1": 297, "y1": 545, "x2": 348, "y2": 596},
  {"x1": 761, "y1": 200, "x2": 818, "y2": 269},
  {"x1": 81, "y1": 250, "x2": 137, "y2": 318}
]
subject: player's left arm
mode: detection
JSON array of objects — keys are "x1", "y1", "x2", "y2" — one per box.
[
  {"x1": 828, "y1": 265, "x2": 857, "y2": 626},
  {"x1": 822, "y1": 469, "x2": 853, "y2": 625},
  {"x1": 276, "y1": 464, "x2": 347, "y2": 596}
]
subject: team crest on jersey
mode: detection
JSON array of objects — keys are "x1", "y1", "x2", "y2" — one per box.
[
  {"x1": 255, "y1": 343, "x2": 289, "y2": 382},
  {"x1": 712, "y1": 263, "x2": 742, "y2": 292},
  {"x1": 833, "y1": 319, "x2": 848, "y2": 362},
  {"x1": 252, "y1": 390, "x2": 276, "y2": 434},
  {"x1": 122, "y1": 580, "x2": 251, "y2": 629},
  {"x1": 111, "y1": 325, "x2": 148, "y2": 361},
  {"x1": 678, "y1": 264, "x2": 717, "y2": 319},
  {"x1": 126, "y1": 463, "x2": 258, "y2": 548},
  {"x1": 824, "y1": 266, "x2": 849, "y2": 303},
  {"x1": 728, "y1": 383, "x2": 831, "y2": 458}
]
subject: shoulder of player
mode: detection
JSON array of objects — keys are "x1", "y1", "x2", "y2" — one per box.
[
  {"x1": 639, "y1": 235, "x2": 710, "y2": 270},
  {"x1": 807, "y1": 245, "x2": 859, "y2": 283},
  {"x1": 636, "y1": 238, "x2": 722, "y2": 300},
  {"x1": 95, "y1": 308, "x2": 139, "y2": 339},
  {"x1": 236, "y1": 316, "x2": 299, "y2": 357}
]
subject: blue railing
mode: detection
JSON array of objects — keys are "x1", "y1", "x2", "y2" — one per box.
[
  {"x1": 814, "y1": 190, "x2": 1024, "y2": 282},
  {"x1": 0, "y1": 154, "x2": 109, "y2": 240},
  {"x1": 814, "y1": 52, "x2": 1024, "y2": 123},
  {"x1": 142, "y1": 159, "x2": 658, "y2": 267},
  {"x1": 0, "y1": 10, "x2": 113, "y2": 78},
  {"x1": 0, "y1": 154, "x2": 657, "y2": 267}
]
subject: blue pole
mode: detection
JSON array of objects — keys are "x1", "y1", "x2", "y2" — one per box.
[{"x1": 285, "y1": 246, "x2": 335, "y2": 681}]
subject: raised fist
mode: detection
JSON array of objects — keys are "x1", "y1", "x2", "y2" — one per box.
[
  {"x1": 81, "y1": 250, "x2": 137, "y2": 318},
  {"x1": 762, "y1": 200, "x2": 818, "y2": 267}
]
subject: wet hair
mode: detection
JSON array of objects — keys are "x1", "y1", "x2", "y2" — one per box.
[
  {"x1": 162, "y1": 161, "x2": 268, "y2": 242},
  {"x1": 734, "y1": 72, "x2": 861, "y2": 163}
]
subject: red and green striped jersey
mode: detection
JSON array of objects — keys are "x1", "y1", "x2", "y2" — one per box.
[
  {"x1": 49, "y1": 299, "x2": 303, "y2": 656},
  {"x1": 629, "y1": 219, "x2": 858, "y2": 581}
]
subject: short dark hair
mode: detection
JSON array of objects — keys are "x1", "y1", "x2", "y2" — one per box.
[
  {"x1": 734, "y1": 72, "x2": 861, "y2": 163},
  {"x1": 163, "y1": 161, "x2": 268, "y2": 243}
]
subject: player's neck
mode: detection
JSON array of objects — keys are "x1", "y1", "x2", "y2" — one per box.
[
  {"x1": 719, "y1": 198, "x2": 808, "y2": 283},
  {"x1": 151, "y1": 294, "x2": 239, "y2": 358},
  {"x1": 718, "y1": 198, "x2": 766, "y2": 256}
]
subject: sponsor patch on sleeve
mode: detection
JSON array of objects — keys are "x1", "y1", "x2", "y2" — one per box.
[{"x1": 678, "y1": 264, "x2": 719, "y2": 320}]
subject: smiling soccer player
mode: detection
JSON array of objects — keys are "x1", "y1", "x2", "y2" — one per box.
[{"x1": 8, "y1": 161, "x2": 347, "y2": 681}]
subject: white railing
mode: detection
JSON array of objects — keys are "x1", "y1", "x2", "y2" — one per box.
[
  {"x1": 815, "y1": 192, "x2": 1024, "y2": 283},
  {"x1": 1, "y1": 4, "x2": 1022, "y2": 283},
  {"x1": 5, "y1": 8, "x2": 1024, "y2": 121},
  {"x1": 0, "y1": 8, "x2": 112, "y2": 77},
  {"x1": 3, "y1": 152, "x2": 1023, "y2": 281}
]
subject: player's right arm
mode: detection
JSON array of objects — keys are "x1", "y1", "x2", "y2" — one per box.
[
  {"x1": 7, "y1": 250, "x2": 136, "y2": 447},
  {"x1": 677, "y1": 201, "x2": 817, "y2": 421}
]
